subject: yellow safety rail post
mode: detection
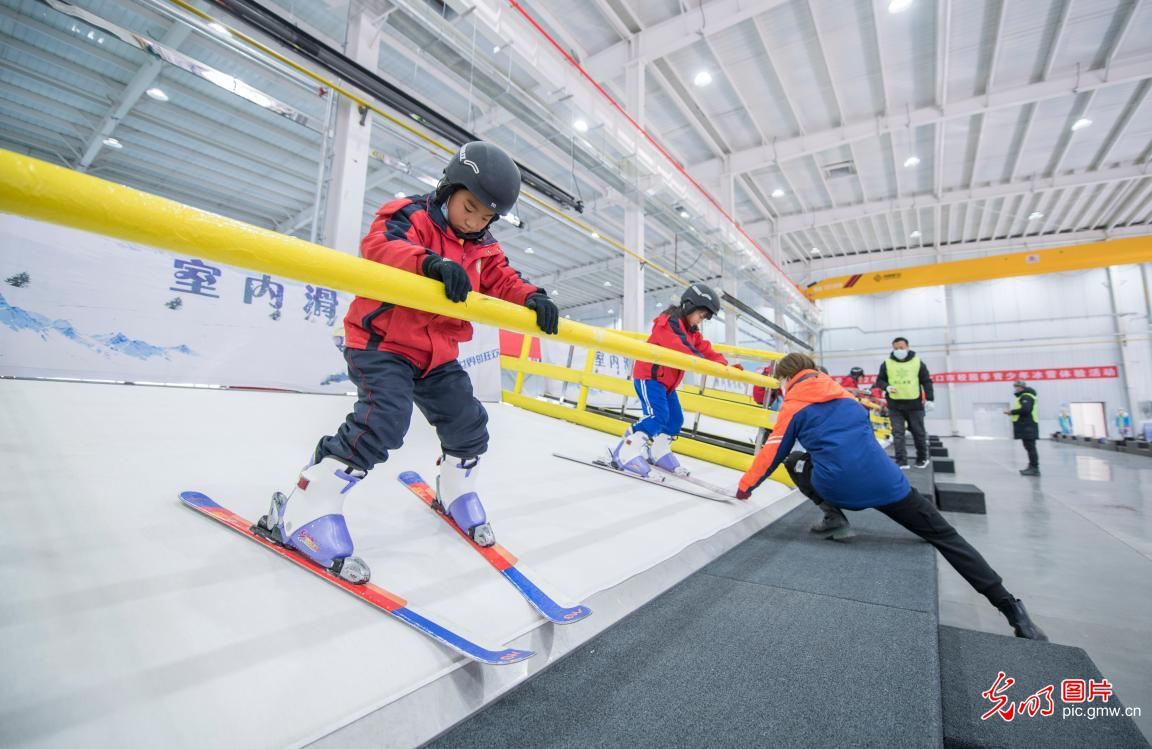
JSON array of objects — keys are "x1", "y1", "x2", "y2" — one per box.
[
  {"x1": 575, "y1": 348, "x2": 597, "y2": 412},
  {"x1": 512, "y1": 334, "x2": 534, "y2": 395}
]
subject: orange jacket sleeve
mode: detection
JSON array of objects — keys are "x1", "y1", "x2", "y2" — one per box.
[{"x1": 739, "y1": 398, "x2": 801, "y2": 492}]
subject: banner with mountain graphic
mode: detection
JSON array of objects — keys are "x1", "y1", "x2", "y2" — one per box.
[{"x1": 0, "y1": 215, "x2": 500, "y2": 399}]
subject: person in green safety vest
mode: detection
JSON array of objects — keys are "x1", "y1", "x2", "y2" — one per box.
[
  {"x1": 873, "y1": 337, "x2": 935, "y2": 469},
  {"x1": 1005, "y1": 380, "x2": 1040, "y2": 476}
]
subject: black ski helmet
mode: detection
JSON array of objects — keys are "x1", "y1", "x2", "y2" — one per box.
[
  {"x1": 680, "y1": 283, "x2": 721, "y2": 318},
  {"x1": 435, "y1": 141, "x2": 522, "y2": 218},
  {"x1": 849, "y1": 366, "x2": 865, "y2": 379}
]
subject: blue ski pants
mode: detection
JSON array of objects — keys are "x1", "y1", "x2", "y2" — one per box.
[{"x1": 632, "y1": 379, "x2": 684, "y2": 438}]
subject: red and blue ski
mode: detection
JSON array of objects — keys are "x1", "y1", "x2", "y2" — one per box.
[
  {"x1": 397, "y1": 472, "x2": 592, "y2": 625},
  {"x1": 553, "y1": 452, "x2": 736, "y2": 503},
  {"x1": 179, "y1": 491, "x2": 533, "y2": 666}
]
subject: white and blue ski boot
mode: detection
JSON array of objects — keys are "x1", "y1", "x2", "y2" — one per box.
[
  {"x1": 611, "y1": 428, "x2": 651, "y2": 477},
  {"x1": 256, "y1": 456, "x2": 371, "y2": 584},
  {"x1": 435, "y1": 454, "x2": 496, "y2": 547},
  {"x1": 648, "y1": 433, "x2": 688, "y2": 476}
]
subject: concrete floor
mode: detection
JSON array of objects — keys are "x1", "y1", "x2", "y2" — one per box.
[{"x1": 933, "y1": 436, "x2": 1152, "y2": 741}]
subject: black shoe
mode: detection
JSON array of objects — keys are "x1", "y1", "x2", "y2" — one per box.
[
  {"x1": 810, "y1": 503, "x2": 855, "y2": 540},
  {"x1": 914, "y1": 459, "x2": 930, "y2": 469},
  {"x1": 997, "y1": 598, "x2": 1049, "y2": 641},
  {"x1": 1019, "y1": 466, "x2": 1040, "y2": 476}
]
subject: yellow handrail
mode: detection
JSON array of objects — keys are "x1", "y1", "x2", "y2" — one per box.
[
  {"x1": 615, "y1": 330, "x2": 786, "y2": 362},
  {"x1": 0, "y1": 150, "x2": 781, "y2": 389},
  {"x1": 501, "y1": 356, "x2": 777, "y2": 428}
]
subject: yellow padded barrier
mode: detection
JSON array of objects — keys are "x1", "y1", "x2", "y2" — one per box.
[{"x1": 0, "y1": 150, "x2": 781, "y2": 390}]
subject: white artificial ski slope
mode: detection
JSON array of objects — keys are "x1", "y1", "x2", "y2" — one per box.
[{"x1": 0, "y1": 379, "x2": 796, "y2": 749}]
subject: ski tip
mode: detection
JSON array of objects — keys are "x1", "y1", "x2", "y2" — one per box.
[
  {"x1": 396, "y1": 471, "x2": 423, "y2": 485},
  {"x1": 485, "y1": 647, "x2": 535, "y2": 665},
  {"x1": 556, "y1": 605, "x2": 593, "y2": 624},
  {"x1": 179, "y1": 491, "x2": 216, "y2": 508}
]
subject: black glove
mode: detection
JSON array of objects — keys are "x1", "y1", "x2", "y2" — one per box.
[
  {"x1": 422, "y1": 255, "x2": 472, "y2": 303},
  {"x1": 526, "y1": 292, "x2": 559, "y2": 335}
]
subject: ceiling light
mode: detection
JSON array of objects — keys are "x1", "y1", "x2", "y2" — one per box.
[
  {"x1": 771, "y1": 188, "x2": 785, "y2": 198},
  {"x1": 1071, "y1": 117, "x2": 1092, "y2": 131},
  {"x1": 563, "y1": 314, "x2": 571, "y2": 319},
  {"x1": 524, "y1": 247, "x2": 535, "y2": 254},
  {"x1": 590, "y1": 231, "x2": 600, "y2": 240},
  {"x1": 888, "y1": 0, "x2": 914, "y2": 13},
  {"x1": 394, "y1": 191, "x2": 406, "y2": 198},
  {"x1": 145, "y1": 87, "x2": 169, "y2": 102},
  {"x1": 693, "y1": 71, "x2": 713, "y2": 87},
  {"x1": 810, "y1": 247, "x2": 821, "y2": 255},
  {"x1": 603, "y1": 281, "x2": 612, "y2": 287},
  {"x1": 1028, "y1": 211, "x2": 1044, "y2": 220},
  {"x1": 646, "y1": 187, "x2": 657, "y2": 195},
  {"x1": 573, "y1": 118, "x2": 589, "y2": 133},
  {"x1": 679, "y1": 209, "x2": 690, "y2": 219},
  {"x1": 608, "y1": 308, "x2": 615, "y2": 314},
  {"x1": 910, "y1": 229, "x2": 921, "y2": 238},
  {"x1": 102, "y1": 137, "x2": 122, "y2": 149},
  {"x1": 207, "y1": 22, "x2": 230, "y2": 37},
  {"x1": 904, "y1": 155, "x2": 920, "y2": 168}
]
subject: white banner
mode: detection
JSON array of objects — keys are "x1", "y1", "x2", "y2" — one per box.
[{"x1": 0, "y1": 215, "x2": 502, "y2": 399}]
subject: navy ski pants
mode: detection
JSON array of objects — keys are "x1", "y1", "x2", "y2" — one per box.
[{"x1": 317, "y1": 349, "x2": 489, "y2": 471}]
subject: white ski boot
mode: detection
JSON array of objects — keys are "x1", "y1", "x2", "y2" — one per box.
[
  {"x1": 435, "y1": 455, "x2": 495, "y2": 547},
  {"x1": 611, "y1": 427, "x2": 651, "y2": 477},
  {"x1": 256, "y1": 456, "x2": 371, "y2": 584},
  {"x1": 649, "y1": 433, "x2": 688, "y2": 476}
]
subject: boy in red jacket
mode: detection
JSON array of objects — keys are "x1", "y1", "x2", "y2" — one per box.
[
  {"x1": 612, "y1": 284, "x2": 736, "y2": 477},
  {"x1": 255, "y1": 142, "x2": 558, "y2": 584}
]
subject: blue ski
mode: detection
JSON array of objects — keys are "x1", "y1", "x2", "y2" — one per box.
[{"x1": 397, "y1": 472, "x2": 592, "y2": 625}]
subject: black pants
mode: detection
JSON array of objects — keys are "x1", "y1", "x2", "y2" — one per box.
[
  {"x1": 784, "y1": 452, "x2": 1010, "y2": 605},
  {"x1": 890, "y1": 408, "x2": 928, "y2": 463},
  {"x1": 317, "y1": 349, "x2": 489, "y2": 471},
  {"x1": 1021, "y1": 438, "x2": 1039, "y2": 468}
]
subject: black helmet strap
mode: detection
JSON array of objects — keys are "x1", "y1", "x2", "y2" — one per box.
[{"x1": 435, "y1": 182, "x2": 498, "y2": 241}]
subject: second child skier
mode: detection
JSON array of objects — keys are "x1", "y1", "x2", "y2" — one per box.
[{"x1": 611, "y1": 284, "x2": 739, "y2": 477}]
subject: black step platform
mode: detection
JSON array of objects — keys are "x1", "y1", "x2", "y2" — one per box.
[
  {"x1": 936, "y1": 482, "x2": 986, "y2": 514},
  {"x1": 933, "y1": 458, "x2": 956, "y2": 473},
  {"x1": 931, "y1": 446, "x2": 950, "y2": 457},
  {"x1": 427, "y1": 505, "x2": 945, "y2": 747},
  {"x1": 940, "y1": 626, "x2": 1150, "y2": 748}
]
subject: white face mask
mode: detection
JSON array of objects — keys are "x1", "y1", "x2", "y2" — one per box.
[{"x1": 892, "y1": 349, "x2": 910, "y2": 360}]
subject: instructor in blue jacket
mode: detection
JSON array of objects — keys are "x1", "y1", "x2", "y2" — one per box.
[{"x1": 736, "y1": 353, "x2": 1047, "y2": 641}]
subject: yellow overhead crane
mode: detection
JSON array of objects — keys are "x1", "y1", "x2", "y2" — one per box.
[{"x1": 806, "y1": 236, "x2": 1152, "y2": 300}]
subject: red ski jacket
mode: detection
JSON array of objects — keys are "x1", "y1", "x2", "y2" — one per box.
[
  {"x1": 752, "y1": 366, "x2": 782, "y2": 406},
  {"x1": 632, "y1": 313, "x2": 728, "y2": 391},
  {"x1": 343, "y1": 193, "x2": 542, "y2": 372}
]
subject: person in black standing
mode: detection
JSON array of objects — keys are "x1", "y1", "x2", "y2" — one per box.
[
  {"x1": 874, "y1": 337, "x2": 935, "y2": 469},
  {"x1": 1006, "y1": 380, "x2": 1040, "y2": 476}
]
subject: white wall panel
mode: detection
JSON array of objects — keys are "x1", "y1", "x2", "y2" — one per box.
[{"x1": 818, "y1": 264, "x2": 1152, "y2": 437}]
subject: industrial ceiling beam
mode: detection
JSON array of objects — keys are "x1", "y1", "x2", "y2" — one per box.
[
  {"x1": 756, "y1": 162, "x2": 1151, "y2": 234},
  {"x1": 582, "y1": 0, "x2": 792, "y2": 80},
  {"x1": 688, "y1": 54, "x2": 1152, "y2": 181}
]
